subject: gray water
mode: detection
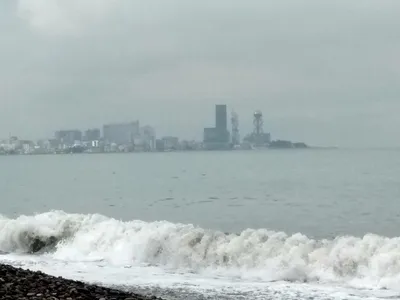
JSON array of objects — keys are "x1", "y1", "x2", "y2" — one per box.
[
  {"x1": 2, "y1": 149, "x2": 400, "y2": 238},
  {"x1": 1, "y1": 149, "x2": 400, "y2": 300}
]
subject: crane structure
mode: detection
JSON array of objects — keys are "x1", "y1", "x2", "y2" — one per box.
[{"x1": 231, "y1": 110, "x2": 240, "y2": 145}]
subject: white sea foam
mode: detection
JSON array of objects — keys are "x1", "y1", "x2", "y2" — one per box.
[{"x1": 1, "y1": 211, "x2": 400, "y2": 291}]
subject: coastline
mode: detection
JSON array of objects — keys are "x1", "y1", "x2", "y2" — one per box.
[
  {"x1": 0, "y1": 145, "x2": 322, "y2": 157},
  {"x1": 0, "y1": 263, "x2": 163, "y2": 300}
]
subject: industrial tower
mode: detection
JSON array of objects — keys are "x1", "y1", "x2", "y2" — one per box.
[
  {"x1": 253, "y1": 110, "x2": 264, "y2": 135},
  {"x1": 242, "y1": 110, "x2": 270, "y2": 146},
  {"x1": 231, "y1": 110, "x2": 240, "y2": 145}
]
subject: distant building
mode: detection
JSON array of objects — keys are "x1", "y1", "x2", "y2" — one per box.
[
  {"x1": 140, "y1": 126, "x2": 156, "y2": 150},
  {"x1": 244, "y1": 132, "x2": 271, "y2": 146},
  {"x1": 154, "y1": 137, "x2": 179, "y2": 151},
  {"x1": 203, "y1": 105, "x2": 231, "y2": 150},
  {"x1": 36, "y1": 139, "x2": 58, "y2": 153},
  {"x1": 204, "y1": 128, "x2": 218, "y2": 143},
  {"x1": 19, "y1": 140, "x2": 35, "y2": 154},
  {"x1": 216, "y1": 104, "x2": 227, "y2": 131},
  {"x1": 180, "y1": 140, "x2": 199, "y2": 150},
  {"x1": 84, "y1": 128, "x2": 101, "y2": 141},
  {"x1": 55, "y1": 130, "x2": 82, "y2": 146},
  {"x1": 155, "y1": 139, "x2": 165, "y2": 151},
  {"x1": 103, "y1": 121, "x2": 140, "y2": 145},
  {"x1": 48, "y1": 139, "x2": 60, "y2": 149},
  {"x1": 9, "y1": 136, "x2": 18, "y2": 143},
  {"x1": 163, "y1": 136, "x2": 179, "y2": 150}
]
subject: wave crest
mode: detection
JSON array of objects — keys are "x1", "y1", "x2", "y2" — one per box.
[{"x1": 1, "y1": 211, "x2": 400, "y2": 285}]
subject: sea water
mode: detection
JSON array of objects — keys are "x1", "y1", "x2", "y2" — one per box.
[{"x1": 1, "y1": 149, "x2": 400, "y2": 299}]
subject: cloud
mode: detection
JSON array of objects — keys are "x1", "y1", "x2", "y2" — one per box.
[
  {"x1": 17, "y1": 0, "x2": 119, "y2": 35},
  {"x1": 1, "y1": 0, "x2": 399, "y2": 146}
]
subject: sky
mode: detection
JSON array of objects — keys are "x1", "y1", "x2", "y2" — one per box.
[{"x1": 0, "y1": 0, "x2": 399, "y2": 147}]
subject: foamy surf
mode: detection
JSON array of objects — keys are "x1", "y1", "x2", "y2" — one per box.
[
  {"x1": 1, "y1": 211, "x2": 400, "y2": 299},
  {"x1": 0, "y1": 255, "x2": 398, "y2": 300}
]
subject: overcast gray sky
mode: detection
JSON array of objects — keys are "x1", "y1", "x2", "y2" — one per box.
[{"x1": 1, "y1": 0, "x2": 399, "y2": 147}]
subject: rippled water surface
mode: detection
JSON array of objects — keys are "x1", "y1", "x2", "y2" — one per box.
[{"x1": 1, "y1": 149, "x2": 400, "y2": 299}]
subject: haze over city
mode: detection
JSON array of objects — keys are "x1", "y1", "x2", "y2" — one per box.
[
  {"x1": 1, "y1": 0, "x2": 399, "y2": 147},
  {"x1": 2, "y1": 2, "x2": 400, "y2": 300}
]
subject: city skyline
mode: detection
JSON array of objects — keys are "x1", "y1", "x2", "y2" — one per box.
[
  {"x1": 0, "y1": 105, "x2": 264, "y2": 143},
  {"x1": 0, "y1": 105, "x2": 280, "y2": 145},
  {"x1": 0, "y1": 103, "x2": 310, "y2": 155},
  {"x1": 1, "y1": 1, "x2": 400, "y2": 147}
]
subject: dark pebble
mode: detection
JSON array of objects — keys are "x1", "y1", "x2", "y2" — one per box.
[{"x1": 0, "y1": 264, "x2": 164, "y2": 300}]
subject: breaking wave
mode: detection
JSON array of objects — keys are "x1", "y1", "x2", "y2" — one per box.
[{"x1": 1, "y1": 211, "x2": 400, "y2": 288}]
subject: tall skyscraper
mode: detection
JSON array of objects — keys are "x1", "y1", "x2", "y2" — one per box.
[
  {"x1": 215, "y1": 105, "x2": 227, "y2": 131},
  {"x1": 203, "y1": 104, "x2": 230, "y2": 150}
]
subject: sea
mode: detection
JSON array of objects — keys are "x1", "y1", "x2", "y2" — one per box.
[{"x1": 1, "y1": 149, "x2": 400, "y2": 300}]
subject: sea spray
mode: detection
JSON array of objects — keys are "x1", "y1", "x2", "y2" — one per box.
[{"x1": 1, "y1": 211, "x2": 400, "y2": 287}]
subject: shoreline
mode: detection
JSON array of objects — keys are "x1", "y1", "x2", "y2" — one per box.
[
  {"x1": 0, "y1": 146, "x2": 336, "y2": 157},
  {"x1": 0, "y1": 263, "x2": 163, "y2": 300}
]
